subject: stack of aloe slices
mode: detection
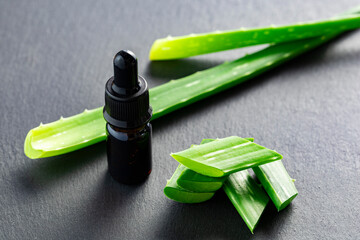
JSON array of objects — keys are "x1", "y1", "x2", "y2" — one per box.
[
  {"x1": 23, "y1": 6, "x2": 360, "y2": 159},
  {"x1": 164, "y1": 136, "x2": 298, "y2": 233}
]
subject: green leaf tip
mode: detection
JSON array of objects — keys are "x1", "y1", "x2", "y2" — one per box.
[{"x1": 24, "y1": 107, "x2": 106, "y2": 159}]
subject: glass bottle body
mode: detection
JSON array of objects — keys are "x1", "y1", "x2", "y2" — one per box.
[{"x1": 106, "y1": 122, "x2": 152, "y2": 184}]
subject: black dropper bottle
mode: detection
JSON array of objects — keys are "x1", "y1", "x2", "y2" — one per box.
[{"x1": 103, "y1": 50, "x2": 152, "y2": 184}]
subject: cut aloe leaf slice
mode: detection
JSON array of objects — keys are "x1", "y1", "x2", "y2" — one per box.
[
  {"x1": 253, "y1": 160, "x2": 298, "y2": 211},
  {"x1": 171, "y1": 136, "x2": 282, "y2": 177},
  {"x1": 149, "y1": 14, "x2": 360, "y2": 60},
  {"x1": 24, "y1": 6, "x2": 360, "y2": 159},
  {"x1": 223, "y1": 170, "x2": 269, "y2": 234},
  {"x1": 177, "y1": 138, "x2": 254, "y2": 192},
  {"x1": 163, "y1": 164, "x2": 215, "y2": 203},
  {"x1": 176, "y1": 170, "x2": 226, "y2": 192}
]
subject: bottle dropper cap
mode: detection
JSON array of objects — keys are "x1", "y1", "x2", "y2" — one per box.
[
  {"x1": 112, "y1": 50, "x2": 139, "y2": 95},
  {"x1": 103, "y1": 50, "x2": 152, "y2": 129}
]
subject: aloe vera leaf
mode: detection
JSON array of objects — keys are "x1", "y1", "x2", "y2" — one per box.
[
  {"x1": 163, "y1": 164, "x2": 215, "y2": 203},
  {"x1": 24, "y1": 7, "x2": 360, "y2": 159},
  {"x1": 253, "y1": 160, "x2": 298, "y2": 211},
  {"x1": 171, "y1": 136, "x2": 282, "y2": 177},
  {"x1": 149, "y1": 14, "x2": 360, "y2": 60},
  {"x1": 223, "y1": 170, "x2": 269, "y2": 234},
  {"x1": 177, "y1": 138, "x2": 254, "y2": 192}
]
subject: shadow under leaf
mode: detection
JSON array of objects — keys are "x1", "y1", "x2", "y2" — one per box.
[{"x1": 19, "y1": 141, "x2": 106, "y2": 192}]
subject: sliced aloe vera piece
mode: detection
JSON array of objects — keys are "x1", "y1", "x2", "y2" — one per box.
[
  {"x1": 163, "y1": 164, "x2": 215, "y2": 203},
  {"x1": 149, "y1": 14, "x2": 360, "y2": 60},
  {"x1": 171, "y1": 136, "x2": 282, "y2": 177},
  {"x1": 177, "y1": 138, "x2": 254, "y2": 192},
  {"x1": 24, "y1": 6, "x2": 360, "y2": 159},
  {"x1": 176, "y1": 170, "x2": 226, "y2": 192},
  {"x1": 223, "y1": 170, "x2": 269, "y2": 234},
  {"x1": 253, "y1": 160, "x2": 298, "y2": 211}
]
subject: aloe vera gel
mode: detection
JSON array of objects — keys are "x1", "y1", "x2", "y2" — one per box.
[{"x1": 103, "y1": 50, "x2": 153, "y2": 184}]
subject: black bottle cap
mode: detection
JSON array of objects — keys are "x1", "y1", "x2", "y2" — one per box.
[{"x1": 103, "y1": 50, "x2": 152, "y2": 129}]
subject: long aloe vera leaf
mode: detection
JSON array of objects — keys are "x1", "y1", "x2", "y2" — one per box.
[
  {"x1": 253, "y1": 160, "x2": 298, "y2": 211},
  {"x1": 163, "y1": 164, "x2": 215, "y2": 203},
  {"x1": 223, "y1": 170, "x2": 269, "y2": 234},
  {"x1": 177, "y1": 138, "x2": 254, "y2": 192},
  {"x1": 171, "y1": 136, "x2": 282, "y2": 177},
  {"x1": 24, "y1": 7, "x2": 360, "y2": 159},
  {"x1": 149, "y1": 14, "x2": 360, "y2": 60}
]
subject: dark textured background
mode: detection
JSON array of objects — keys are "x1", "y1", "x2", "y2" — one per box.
[{"x1": 1, "y1": 0, "x2": 360, "y2": 239}]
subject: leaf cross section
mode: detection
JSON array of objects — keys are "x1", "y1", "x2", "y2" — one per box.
[{"x1": 163, "y1": 164, "x2": 215, "y2": 203}]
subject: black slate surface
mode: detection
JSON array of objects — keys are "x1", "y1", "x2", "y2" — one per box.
[{"x1": 1, "y1": 0, "x2": 360, "y2": 239}]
